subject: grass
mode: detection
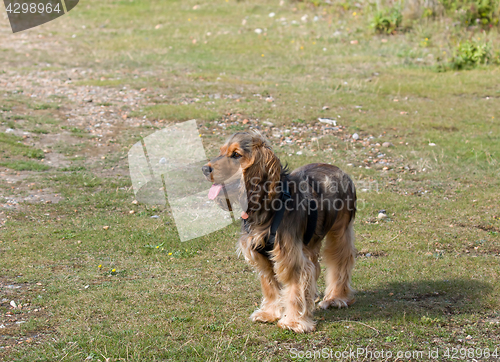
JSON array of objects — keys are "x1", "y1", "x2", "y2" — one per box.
[
  {"x1": 0, "y1": 160, "x2": 50, "y2": 171},
  {"x1": 131, "y1": 104, "x2": 220, "y2": 122},
  {"x1": 0, "y1": 0, "x2": 499, "y2": 360},
  {"x1": 0, "y1": 133, "x2": 48, "y2": 171}
]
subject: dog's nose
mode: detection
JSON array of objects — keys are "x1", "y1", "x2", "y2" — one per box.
[{"x1": 202, "y1": 165, "x2": 212, "y2": 177}]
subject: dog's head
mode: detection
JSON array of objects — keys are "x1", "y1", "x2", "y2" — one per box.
[{"x1": 202, "y1": 131, "x2": 282, "y2": 212}]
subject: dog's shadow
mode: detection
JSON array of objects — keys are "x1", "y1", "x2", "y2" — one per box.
[{"x1": 317, "y1": 279, "x2": 492, "y2": 324}]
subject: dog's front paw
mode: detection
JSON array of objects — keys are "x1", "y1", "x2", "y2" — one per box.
[
  {"x1": 318, "y1": 297, "x2": 355, "y2": 310},
  {"x1": 250, "y1": 308, "x2": 281, "y2": 323},
  {"x1": 277, "y1": 317, "x2": 316, "y2": 333}
]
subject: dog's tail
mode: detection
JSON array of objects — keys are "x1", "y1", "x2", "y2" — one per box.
[{"x1": 344, "y1": 173, "x2": 357, "y2": 223}]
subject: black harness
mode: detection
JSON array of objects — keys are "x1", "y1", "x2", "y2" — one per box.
[{"x1": 244, "y1": 177, "x2": 319, "y2": 258}]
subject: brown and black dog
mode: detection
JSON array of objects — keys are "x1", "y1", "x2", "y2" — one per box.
[{"x1": 202, "y1": 131, "x2": 356, "y2": 333}]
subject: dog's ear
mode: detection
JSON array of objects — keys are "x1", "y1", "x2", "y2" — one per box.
[
  {"x1": 258, "y1": 145, "x2": 281, "y2": 188},
  {"x1": 244, "y1": 135, "x2": 281, "y2": 198}
]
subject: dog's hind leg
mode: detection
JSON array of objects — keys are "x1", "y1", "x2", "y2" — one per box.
[
  {"x1": 306, "y1": 244, "x2": 322, "y2": 302},
  {"x1": 319, "y1": 218, "x2": 356, "y2": 309}
]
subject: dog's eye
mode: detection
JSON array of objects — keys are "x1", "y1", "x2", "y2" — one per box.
[{"x1": 231, "y1": 152, "x2": 242, "y2": 159}]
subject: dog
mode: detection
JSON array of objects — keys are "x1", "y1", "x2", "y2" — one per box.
[{"x1": 202, "y1": 131, "x2": 356, "y2": 333}]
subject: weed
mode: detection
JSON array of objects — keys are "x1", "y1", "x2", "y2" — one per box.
[
  {"x1": 420, "y1": 316, "x2": 444, "y2": 326},
  {"x1": 450, "y1": 40, "x2": 492, "y2": 69},
  {"x1": 442, "y1": 0, "x2": 500, "y2": 27},
  {"x1": 371, "y1": 6, "x2": 403, "y2": 34}
]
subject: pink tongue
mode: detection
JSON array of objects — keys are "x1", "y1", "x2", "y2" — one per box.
[{"x1": 208, "y1": 184, "x2": 223, "y2": 200}]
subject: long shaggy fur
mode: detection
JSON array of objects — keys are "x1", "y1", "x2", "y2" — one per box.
[{"x1": 203, "y1": 131, "x2": 357, "y2": 333}]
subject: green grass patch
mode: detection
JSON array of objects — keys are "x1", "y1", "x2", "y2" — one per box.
[
  {"x1": 132, "y1": 104, "x2": 220, "y2": 122},
  {"x1": 0, "y1": 133, "x2": 45, "y2": 159},
  {"x1": 0, "y1": 160, "x2": 50, "y2": 171},
  {"x1": 29, "y1": 102, "x2": 60, "y2": 110}
]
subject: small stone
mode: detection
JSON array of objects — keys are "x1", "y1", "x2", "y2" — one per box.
[
  {"x1": 296, "y1": 151, "x2": 303, "y2": 155},
  {"x1": 103, "y1": 226, "x2": 110, "y2": 230},
  {"x1": 254, "y1": 28, "x2": 263, "y2": 34},
  {"x1": 429, "y1": 143, "x2": 436, "y2": 146},
  {"x1": 10, "y1": 300, "x2": 17, "y2": 308},
  {"x1": 5, "y1": 128, "x2": 14, "y2": 133},
  {"x1": 352, "y1": 133, "x2": 359, "y2": 140},
  {"x1": 151, "y1": 215, "x2": 160, "y2": 219},
  {"x1": 382, "y1": 142, "x2": 393, "y2": 147},
  {"x1": 131, "y1": 200, "x2": 138, "y2": 205},
  {"x1": 129, "y1": 210, "x2": 135, "y2": 214},
  {"x1": 366, "y1": 253, "x2": 372, "y2": 257},
  {"x1": 262, "y1": 121, "x2": 274, "y2": 126},
  {"x1": 159, "y1": 157, "x2": 167, "y2": 165}
]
